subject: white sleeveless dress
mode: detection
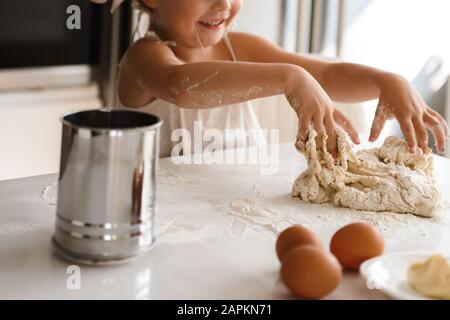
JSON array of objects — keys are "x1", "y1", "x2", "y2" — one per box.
[{"x1": 123, "y1": 31, "x2": 266, "y2": 158}]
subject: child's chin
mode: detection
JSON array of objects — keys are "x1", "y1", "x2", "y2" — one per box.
[{"x1": 198, "y1": 32, "x2": 226, "y2": 46}]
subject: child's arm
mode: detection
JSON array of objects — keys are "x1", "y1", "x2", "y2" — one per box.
[
  {"x1": 120, "y1": 38, "x2": 360, "y2": 158},
  {"x1": 120, "y1": 39, "x2": 289, "y2": 108},
  {"x1": 231, "y1": 32, "x2": 449, "y2": 153}
]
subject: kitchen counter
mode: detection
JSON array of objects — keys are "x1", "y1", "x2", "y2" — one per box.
[{"x1": 1, "y1": 142, "x2": 450, "y2": 300}]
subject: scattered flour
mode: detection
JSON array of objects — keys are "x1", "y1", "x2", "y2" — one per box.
[
  {"x1": 0, "y1": 223, "x2": 42, "y2": 236},
  {"x1": 228, "y1": 198, "x2": 292, "y2": 235},
  {"x1": 157, "y1": 168, "x2": 199, "y2": 188},
  {"x1": 39, "y1": 168, "x2": 197, "y2": 207},
  {"x1": 228, "y1": 187, "x2": 450, "y2": 242},
  {"x1": 41, "y1": 182, "x2": 58, "y2": 206},
  {"x1": 35, "y1": 150, "x2": 450, "y2": 246}
]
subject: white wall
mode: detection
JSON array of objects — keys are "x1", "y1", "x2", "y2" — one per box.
[
  {"x1": 234, "y1": 0, "x2": 281, "y2": 43},
  {"x1": 0, "y1": 86, "x2": 101, "y2": 181},
  {"x1": 339, "y1": 0, "x2": 450, "y2": 137}
]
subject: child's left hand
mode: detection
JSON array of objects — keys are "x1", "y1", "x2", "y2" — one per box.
[{"x1": 369, "y1": 74, "x2": 449, "y2": 154}]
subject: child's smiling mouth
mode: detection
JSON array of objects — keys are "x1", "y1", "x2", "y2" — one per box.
[{"x1": 198, "y1": 18, "x2": 227, "y2": 30}]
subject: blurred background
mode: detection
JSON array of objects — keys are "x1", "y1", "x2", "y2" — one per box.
[{"x1": 0, "y1": 0, "x2": 449, "y2": 180}]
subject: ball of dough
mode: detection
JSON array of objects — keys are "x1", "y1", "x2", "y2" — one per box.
[
  {"x1": 281, "y1": 245, "x2": 342, "y2": 299},
  {"x1": 408, "y1": 254, "x2": 450, "y2": 300},
  {"x1": 276, "y1": 225, "x2": 322, "y2": 261},
  {"x1": 330, "y1": 222, "x2": 384, "y2": 270}
]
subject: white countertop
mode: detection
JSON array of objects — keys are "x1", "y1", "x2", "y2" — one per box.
[{"x1": 1, "y1": 142, "x2": 450, "y2": 300}]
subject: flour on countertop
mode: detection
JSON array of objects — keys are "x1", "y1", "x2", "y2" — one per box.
[
  {"x1": 41, "y1": 182, "x2": 58, "y2": 206},
  {"x1": 0, "y1": 223, "x2": 43, "y2": 236},
  {"x1": 35, "y1": 146, "x2": 450, "y2": 246},
  {"x1": 227, "y1": 191, "x2": 450, "y2": 243},
  {"x1": 39, "y1": 168, "x2": 197, "y2": 207},
  {"x1": 228, "y1": 197, "x2": 296, "y2": 235},
  {"x1": 292, "y1": 129, "x2": 440, "y2": 217},
  {"x1": 157, "y1": 168, "x2": 199, "y2": 188}
]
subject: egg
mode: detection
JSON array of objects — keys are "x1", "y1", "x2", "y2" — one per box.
[
  {"x1": 276, "y1": 225, "x2": 322, "y2": 261},
  {"x1": 330, "y1": 222, "x2": 384, "y2": 271},
  {"x1": 280, "y1": 245, "x2": 342, "y2": 299}
]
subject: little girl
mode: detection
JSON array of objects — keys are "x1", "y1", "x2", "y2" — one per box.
[{"x1": 93, "y1": 0, "x2": 449, "y2": 159}]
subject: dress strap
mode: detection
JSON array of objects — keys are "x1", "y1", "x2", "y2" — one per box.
[
  {"x1": 223, "y1": 32, "x2": 238, "y2": 62},
  {"x1": 144, "y1": 30, "x2": 177, "y2": 47}
]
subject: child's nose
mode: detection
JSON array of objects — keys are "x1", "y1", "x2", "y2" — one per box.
[{"x1": 212, "y1": 0, "x2": 232, "y2": 11}]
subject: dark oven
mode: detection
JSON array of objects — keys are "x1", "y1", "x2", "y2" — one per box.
[
  {"x1": 0, "y1": 0, "x2": 132, "y2": 105},
  {"x1": 0, "y1": 0, "x2": 103, "y2": 68}
]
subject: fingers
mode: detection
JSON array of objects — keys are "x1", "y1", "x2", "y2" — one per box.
[
  {"x1": 424, "y1": 112, "x2": 446, "y2": 153},
  {"x1": 412, "y1": 116, "x2": 429, "y2": 153},
  {"x1": 313, "y1": 115, "x2": 325, "y2": 151},
  {"x1": 333, "y1": 109, "x2": 360, "y2": 144},
  {"x1": 297, "y1": 112, "x2": 339, "y2": 161},
  {"x1": 399, "y1": 119, "x2": 417, "y2": 153},
  {"x1": 369, "y1": 105, "x2": 388, "y2": 142},
  {"x1": 324, "y1": 114, "x2": 338, "y2": 160},
  {"x1": 297, "y1": 107, "x2": 359, "y2": 161},
  {"x1": 295, "y1": 126, "x2": 305, "y2": 152},
  {"x1": 295, "y1": 115, "x2": 311, "y2": 151},
  {"x1": 428, "y1": 109, "x2": 449, "y2": 138}
]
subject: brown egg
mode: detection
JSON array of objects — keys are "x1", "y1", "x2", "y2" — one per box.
[
  {"x1": 276, "y1": 225, "x2": 322, "y2": 261},
  {"x1": 280, "y1": 245, "x2": 342, "y2": 299},
  {"x1": 330, "y1": 222, "x2": 384, "y2": 271}
]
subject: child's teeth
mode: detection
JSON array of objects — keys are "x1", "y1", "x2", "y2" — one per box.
[{"x1": 202, "y1": 20, "x2": 223, "y2": 26}]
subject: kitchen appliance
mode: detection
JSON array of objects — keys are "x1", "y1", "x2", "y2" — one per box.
[{"x1": 0, "y1": 0, "x2": 101, "y2": 69}]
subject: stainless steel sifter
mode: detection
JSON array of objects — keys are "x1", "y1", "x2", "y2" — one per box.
[{"x1": 52, "y1": 108, "x2": 162, "y2": 264}]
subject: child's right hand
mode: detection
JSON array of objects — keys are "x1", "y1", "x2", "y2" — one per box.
[{"x1": 285, "y1": 67, "x2": 360, "y2": 159}]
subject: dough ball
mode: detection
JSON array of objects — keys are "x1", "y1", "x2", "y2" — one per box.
[
  {"x1": 408, "y1": 254, "x2": 450, "y2": 300},
  {"x1": 330, "y1": 222, "x2": 384, "y2": 270},
  {"x1": 276, "y1": 225, "x2": 322, "y2": 261},
  {"x1": 280, "y1": 245, "x2": 342, "y2": 299}
]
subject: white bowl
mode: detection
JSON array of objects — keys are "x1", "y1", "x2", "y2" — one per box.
[{"x1": 360, "y1": 252, "x2": 450, "y2": 300}]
